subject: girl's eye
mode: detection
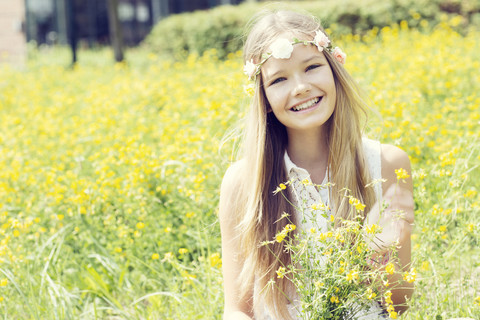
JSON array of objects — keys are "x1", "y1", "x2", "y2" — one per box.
[
  {"x1": 270, "y1": 77, "x2": 286, "y2": 85},
  {"x1": 306, "y1": 64, "x2": 321, "y2": 72}
]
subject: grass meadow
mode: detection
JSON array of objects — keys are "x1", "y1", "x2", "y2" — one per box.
[{"x1": 0, "y1": 17, "x2": 479, "y2": 319}]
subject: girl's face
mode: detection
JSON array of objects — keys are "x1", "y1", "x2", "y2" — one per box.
[{"x1": 261, "y1": 39, "x2": 336, "y2": 135}]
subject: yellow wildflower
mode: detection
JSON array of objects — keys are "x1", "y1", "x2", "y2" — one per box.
[
  {"x1": 0, "y1": 279, "x2": 7, "y2": 286},
  {"x1": 311, "y1": 203, "x2": 327, "y2": 211},
  {"x1": 276, "y1": 266, "x2": 286, "y2": 279},
  {"x1": 467, "y1": 223, "x2": 475, "y2": 232},
  {"x1": 330, "y1": 295, "x2": 340, "y2": 304},
  {"x1": 403, "y1": 267, "x2": 417, "y2": 283},
  {"x1": 385, "y1": 262, "x2": 395, "y2": 275},
  {"x1": 346, "y1": 270, "x2": 359, "y2": 282},
  {"x1": 474, "y1": 296, "x2": 480, "y2": 306},
  {"x1": 366, "y1": 224, "x2": 379, "y2": 234},
  {"x1": 275, "y1": 224, "x2": 296, "y2": 243},
  {"x1": 463, "y1": 189, "x2": 477, "y2": 198},
  {"x1": 395, "y1": 168, "x2": 410, "y2": 181},
  {"x1": 349, "y1": 197, "x2": 366, "y2": 212},
  {"x1": 385, "y1": 291, "x2": 393, "y2": 304},
  {"x1": 151, "y1": 253, "x2": 160, "y2": 260},
  {"x1": 324, "y1": 248, "x2": 333, "y2": 256},
  {"x1": 421, "y1": 261, "x2": 430, "y2": 271},
  {"x1": 285, "y1": 224, "x2": 296, "y2": 232},
  {"x1": 274, "y1": 183, "x2": 288, "y2": 194},
  {"x1": 276, "y1": 232, "x2": 286, "y2": 243},
  {"x1": 366, "y1": 288, "x2": 377, "y2": 300},
  {"x1": 209, "y1": 252, "x2": 222, "y2": 268}
]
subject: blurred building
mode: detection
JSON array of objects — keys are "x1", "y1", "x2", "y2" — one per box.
[
  {"x1": 24, "y1": 0, "x2": 245, "y2": 47},
  {"x1": 0, "y1": 0, "x2": 27, "y2": 66}
]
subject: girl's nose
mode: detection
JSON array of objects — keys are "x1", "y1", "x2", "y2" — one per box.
[{"x1": 292, "y1": 75, "x2": 311, "y2": 96}]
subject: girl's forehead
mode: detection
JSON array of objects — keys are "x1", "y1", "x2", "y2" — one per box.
[{"x1": 261, "y1": 44, "x2": 326, "y2": 77}]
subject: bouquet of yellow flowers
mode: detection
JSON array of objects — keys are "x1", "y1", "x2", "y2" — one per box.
[{"x1": 263, "y1": 177, "x2": 415, "y2": 319}]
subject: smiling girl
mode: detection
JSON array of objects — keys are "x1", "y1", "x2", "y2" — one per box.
[{"x1": 219, "y1": 10, "x2": 414, "y2": 320}]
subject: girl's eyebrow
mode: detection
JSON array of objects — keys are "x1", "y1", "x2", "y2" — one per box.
[
  {"x1": 301, "y1": 55, "x2": 319, "y2": 64},
  {"x1": 264, "y1": 69, "x2": 284, "y2": 83}
]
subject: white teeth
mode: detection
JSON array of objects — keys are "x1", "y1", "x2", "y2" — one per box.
[{"x1": 292, "y1": 97, "x2": 320, "y2": 111}]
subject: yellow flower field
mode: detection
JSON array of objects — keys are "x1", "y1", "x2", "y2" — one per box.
[{"x1": 0, "y1": 17, "x2": 479, "y2": 319}]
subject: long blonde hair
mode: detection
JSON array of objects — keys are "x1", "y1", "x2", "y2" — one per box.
[{"x1": 233, "y1": 10, "x2": 376, "y2": 319}]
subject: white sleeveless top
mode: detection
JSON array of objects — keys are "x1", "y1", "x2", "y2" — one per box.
[{"x1": 254, "y1": 138, "x2": 387, "y2": 319}]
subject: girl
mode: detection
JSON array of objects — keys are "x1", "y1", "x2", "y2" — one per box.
[{"x1": 219, "y1": 10, "x2": 414, "y2": 320}]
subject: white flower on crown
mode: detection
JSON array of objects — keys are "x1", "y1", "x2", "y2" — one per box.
[
  {"x1": 269, "y1": 38, "x2": 294, "y2": 59},
  {"x1": 313, "y1": 31, "x2": 331, "y2": 51},
  {"x1": 333, "y1": 47, "x2": 347, "y2": 64},
  {"x1": 243, "y1": 59, "x2": 257, "y2": 80}
]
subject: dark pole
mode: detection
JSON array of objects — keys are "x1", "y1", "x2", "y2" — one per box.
[
  {"x1": 66, "y1": 0, "x2": 77, "y2": 65},
  {"x1": 133, "y1": 0, "x2": 139, "y2": 44},
  {"x1": 107, "y1": 0, "x2": 124, "y2": 62},
  {"x1": 87, "y1": 0, "x2": 96, "y2": 48}
]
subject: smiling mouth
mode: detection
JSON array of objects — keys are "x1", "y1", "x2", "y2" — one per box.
[{"x1": 291, "y1": 97, "x2": 321, "y2": 112}]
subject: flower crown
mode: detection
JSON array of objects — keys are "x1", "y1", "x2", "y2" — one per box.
[{"x1": 244, "y1": 30, "x2": 346, "y2": 81}]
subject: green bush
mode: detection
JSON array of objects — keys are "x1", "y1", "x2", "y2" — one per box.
[
  {"x1": 143, "y1": 4, "x2": 258, "y2": 60},
  {"x1": 143, "y1": 0, "x2": 480, "y2": 60}
]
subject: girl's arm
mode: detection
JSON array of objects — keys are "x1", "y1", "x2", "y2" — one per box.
[
  {"x1": 219, "y1": 163, "x2": 255, "y2": 320},
  {"x1": 379, "y1": 144, "x2": 415, "y2": 314}
]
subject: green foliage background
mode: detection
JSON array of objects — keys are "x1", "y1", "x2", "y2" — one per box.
[{"x1": 144, "y1": 0, "x2": 480, "y2": 59}]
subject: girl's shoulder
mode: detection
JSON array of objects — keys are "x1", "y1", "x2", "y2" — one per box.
[
  {"x1": 221, "y1": 159, "x2": 247, "y2": 190},
  {"x1": 380, "y1": 144, "x2": 411, "y2": 173},
  {"x1": 219, "y1": 160, "x2": 247, "y2": 222},
  {"x1": 362, "y1": 138, "x2": 410, "y2": 174}
]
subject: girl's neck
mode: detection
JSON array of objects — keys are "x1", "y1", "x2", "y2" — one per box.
[{"x1": 286, "y1": 127, "x2": 329, "y2": 184}]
